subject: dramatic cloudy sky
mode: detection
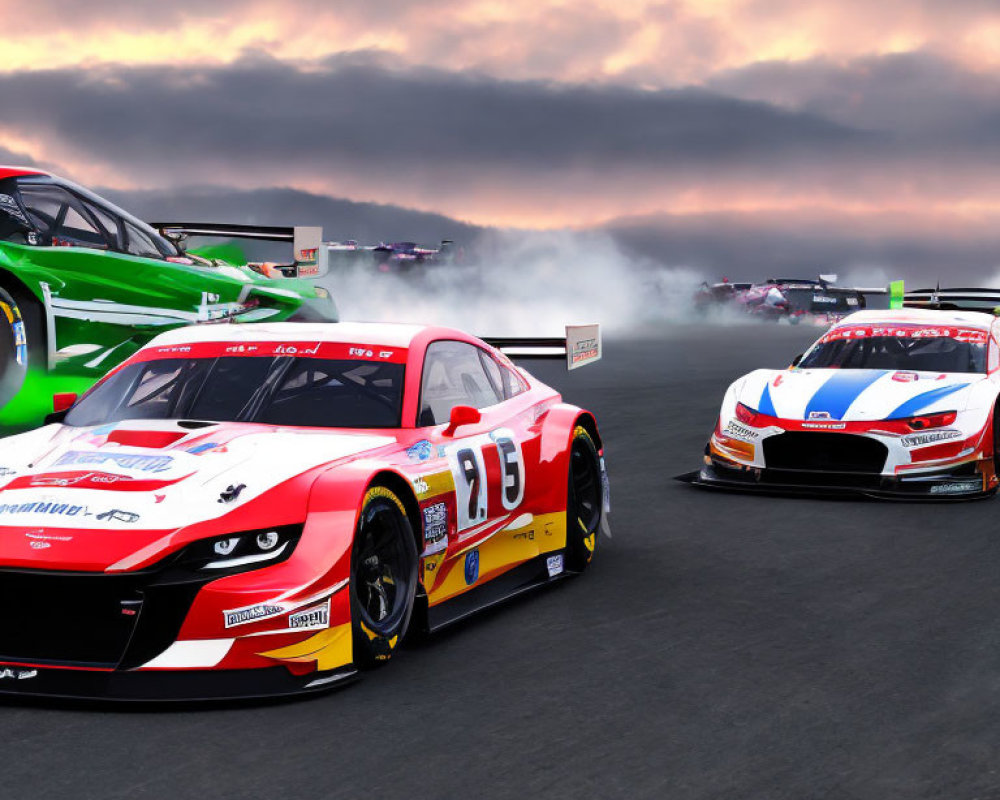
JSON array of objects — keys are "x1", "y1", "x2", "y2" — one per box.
[{"x1": 3, "y1": 0, "x2": 1000, "y2": 281}]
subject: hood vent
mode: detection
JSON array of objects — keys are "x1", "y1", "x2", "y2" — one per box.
[{"x1": 106, "y1": 429, "x2": 188, "y2": 449}]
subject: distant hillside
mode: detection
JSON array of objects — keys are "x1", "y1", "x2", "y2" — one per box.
[
  {"x1": 603, "y1": 211, "x2": 1000, "y2": 284},
  {"x1": 101, "y1": 185, "x2": 486, "y2": 247},
  {"x1": 101, "y1": 184, "x2": 1000, "y2": 286}
]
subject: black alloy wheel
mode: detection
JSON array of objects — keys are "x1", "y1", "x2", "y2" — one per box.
[
  {"x1": 565, "y1": 426, "x2": 603, "y2": 571},
  {"x1": 349, "y1": 486, "x2": 418, "y2": 667}
]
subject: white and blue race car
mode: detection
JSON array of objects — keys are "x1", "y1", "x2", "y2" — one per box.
[{"x1": 683, "y1": 308, "x2": 1000, "y2": 499}]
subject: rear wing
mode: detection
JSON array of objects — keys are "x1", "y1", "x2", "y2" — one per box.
[
  {"x1": 151, "y1": 223, "x2": 328, "y2": 279},
  {"x1": 781, "y1": 285, "x2": 885, "y2": 314},
  {"x1": 750, "y1": 275, "x2": 891, "y2": 312},
  {"x1": 904, "y1": 286, "x2": 1000, "y2": 313},
  {"x1": 482, "y1": 324, "x2": 601, "y2": 370}
]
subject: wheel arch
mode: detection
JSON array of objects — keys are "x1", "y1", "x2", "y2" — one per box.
[
  {"x1": 539, "y1": 404, "x2": 603, "y2": 464},
  {"x1": 0, "y1": 266, "x2": 48, "y2": 357},
  {"x1": 0, "y1": 267, "x2": 41, "y2": 303},
  {"x1": 305, "y1": 465, "x2": 423, "y2": 560},
  {"x1": 534, "y1": 404, "x2": 604, "y2": 515},
  {"x1": 364, "y1": 470, "x2": 423, "y2": 553},
  {"x1": 573, "y1": 411, "x2": 603, "y2": 452}
]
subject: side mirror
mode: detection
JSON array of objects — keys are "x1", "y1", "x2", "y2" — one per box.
[
  {"x1": 443, "y1": 405, "x2": 481, "y2": 437},
  {"x1": 162, "y1": 229, "x2": 188, "y2": 245},
  {"x1": 44, "y1": 392, "x2": 78, "y2": 425},
  {"x1": 791, "y1": 353, "x2": 803, "y2": 367},
  {"x1": 53, "y1": 392, "x2": 78, "y2": 412}
]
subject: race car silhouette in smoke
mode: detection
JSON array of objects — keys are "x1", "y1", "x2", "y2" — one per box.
[
  {"x1": 695, "y1": 275, "x2": 889, "y2": 323},
  {"x1": 327, "y1": 240, "x2": 457, "y2": 273}
]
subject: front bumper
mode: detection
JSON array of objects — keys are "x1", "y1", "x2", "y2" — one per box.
[
  {"x1": 677, "y1": 456, "x2": 995, "y2": 501},
  {"x1": 0, "y1": 662, "x2": 357, "y2": 702},
  {"x1": 0, "y1": 548, "x2": 355, "y2": 700}
]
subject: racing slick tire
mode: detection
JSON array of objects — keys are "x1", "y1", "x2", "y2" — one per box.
[
  {"x1": 0, "y1": 284, "x2": 36, "y2": 409},
  {"x1": 565, "y1": 426, "x2": 602, "y2": 572},
  {"x1": 349, "y1": 486, "x2": 419, "y2": 668}
]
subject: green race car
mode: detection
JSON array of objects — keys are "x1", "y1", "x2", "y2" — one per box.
[{"x1": 0, "y1": 166, "x2": 336, "y2": 431}]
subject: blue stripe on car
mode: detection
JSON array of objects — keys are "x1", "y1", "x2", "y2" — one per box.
[
  {"x1": 758, "y1": 382, "x2": 777, "y2": 416},
  {"x1": 887, "y1": 383, "x2": 968, "y2": 419},
  {"x1": 804, "y1": 371, "x2": 887, "y2": 420}
]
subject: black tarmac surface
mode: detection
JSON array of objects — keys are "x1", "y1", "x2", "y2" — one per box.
[{"x1": 9, "y1": 323, "x2": 1000, "y2": 799}]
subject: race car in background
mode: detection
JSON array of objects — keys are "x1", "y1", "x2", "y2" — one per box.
[
  {"x1": 0, "y1": 320, "x2": 606, "y2": 700},
  {"x1": 695, "y1": 275, "x2": 890, "y2": 323},
  {"x1": 326, "y1": 239, "x2": 456, "y2": 273},
  {"x1": 680, "y1": 308, "x2": 1000, "y2": 499},
  {"x1": 0, "y1": 167, "x2": 335, "y2": 432}
]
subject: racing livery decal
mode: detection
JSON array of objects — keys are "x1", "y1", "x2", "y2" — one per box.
[
  {"x1": 683, "y1": 308, "x2": 1000, "y2": 499},
  {"x1": 0, "y1": 320, "x2": 607, "y2": 700}
]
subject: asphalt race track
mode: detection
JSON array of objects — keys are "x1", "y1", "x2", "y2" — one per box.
[{"x1": 9, "y1": 322, "x2": 1000, "y2": 799}]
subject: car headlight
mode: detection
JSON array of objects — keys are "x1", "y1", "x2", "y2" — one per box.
[
  {"x1": 176, "y1": 524, "x2": 303, "y2": 573},
  {"x1": 313, "y1": 286, "x2": 330, "y2": 300}
]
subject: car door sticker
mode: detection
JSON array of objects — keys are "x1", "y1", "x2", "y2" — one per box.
[
  {"x1": 493, "y1": 432, "x2": 525, "y2": 510},
  {"x1": 445, "y1": 428, "x2": 526, "y2": 531},
  {"x1": 448, "y1": 444, "x2": 488, "y2": 531}
]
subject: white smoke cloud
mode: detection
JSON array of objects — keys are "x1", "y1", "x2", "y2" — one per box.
[
  {"x1": 323, "y1": 229, "x2": 707, "y2": 335},
  {"x1": 836, "y1": 264, "x2": 894, "y2": 290},
  {"x1": 980, "y1": 268, "x2": 1000, "y2": 289}
]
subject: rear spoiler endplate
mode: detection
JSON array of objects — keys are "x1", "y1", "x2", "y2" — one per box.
[
  {"x1": 903, "y1": 286, "x2": 1000, "y2": 313},
  {"x1": 152, "y1": 223, "x2": 328, "y2": 279},
  {"x1": 483, "y1": 324, "x2": 601, "y2": 370}
]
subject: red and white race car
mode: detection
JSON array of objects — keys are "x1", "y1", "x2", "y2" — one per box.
[
  {"x1": 0, "y1": 321, "x2": 607, "y2": 699},
  {"x1": 683, "y1": 308, "x2": 1000, "y2": 499}
]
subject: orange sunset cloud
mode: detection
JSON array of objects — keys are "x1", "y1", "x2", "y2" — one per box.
[{"x1": 0, "y1": 0, "x2": 998, "y2": 283}]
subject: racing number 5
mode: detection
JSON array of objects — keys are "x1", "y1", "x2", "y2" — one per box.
[
  {"x1": 450, "y1": 433, "x2": 525, "y2": 530},
  {"x1": 495, "y1": 436, "x2": 525, "y2": 510}
]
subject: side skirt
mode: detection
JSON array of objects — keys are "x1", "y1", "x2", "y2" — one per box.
[{"x1": 426, "y1": 551, "x2": 573, "y2": 633}]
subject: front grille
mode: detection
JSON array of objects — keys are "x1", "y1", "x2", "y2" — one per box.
[
  {"x1": 759, "y1": 469, "x2": 884, "y2": 489},
  {"x1": 0, "y1": 567, "x2": 207, "y2": 669},
  {"x1": 763, "y1": 432, "x2": 888, "y2": 474},
  {"x1": 0, "y1": 571, "x2": 145, "y2": 667}
]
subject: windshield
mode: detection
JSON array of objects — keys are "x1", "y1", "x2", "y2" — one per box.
[
  {"x1": 61, "y1": 178, "x2": 180, "y2": 257},
  {"x1": 798, "y1": 325, "x2": 987, "y2": 374},
  {"x1": 64, "y1": 355, "x2": 405, "y2": 429}
]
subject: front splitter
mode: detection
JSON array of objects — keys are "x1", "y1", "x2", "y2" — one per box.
[
  {"x1": 0, "y1": 662, "x2": 359, "y2": 703},
  {"x1": 676, "y1": 463, "x2": 995, "y2": 502}
]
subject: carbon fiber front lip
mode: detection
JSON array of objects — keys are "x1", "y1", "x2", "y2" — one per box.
[
  {"x1": 0, "y1": 663, "x2": 359, "y2": 703},
  {"x1": 676, "y1": 462, "x2": 995, "y2": 502}
]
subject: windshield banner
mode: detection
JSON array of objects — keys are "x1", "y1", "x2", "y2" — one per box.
[
  {"x1": 124, "y1": 340, "x2": 409, "y2": 365},
  {"x1": 820, "y1": 326, "x2": 988, "y2": 345}
]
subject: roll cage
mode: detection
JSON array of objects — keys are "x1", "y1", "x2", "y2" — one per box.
[{"x1": 0, "y1": 175, "x2": 180, "y2": 259}]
